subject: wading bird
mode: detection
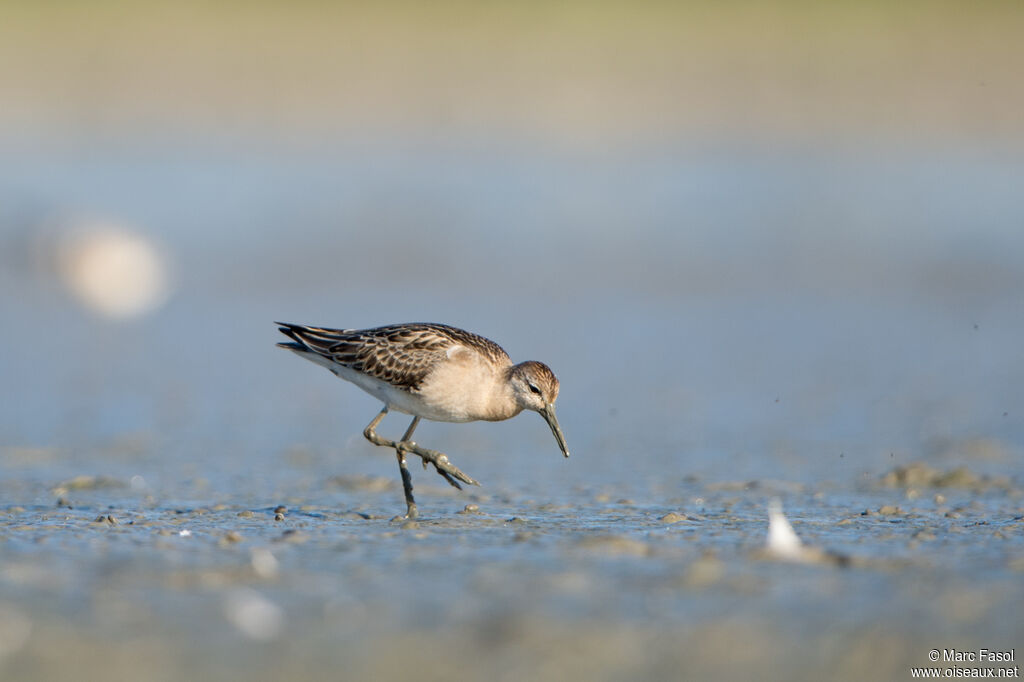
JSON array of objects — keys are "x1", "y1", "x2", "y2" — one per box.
[{"x1": 277, "y1": 322, "x2": 570, "y2": 518}]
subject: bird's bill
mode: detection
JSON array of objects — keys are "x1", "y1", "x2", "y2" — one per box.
[{"x1": 541, "y1": 403, "x2": 570, "y2": 458}]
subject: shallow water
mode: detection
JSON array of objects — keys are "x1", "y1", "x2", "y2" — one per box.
[{"x1": 1, "y1": 143, "x2": 1023, "y2": 681}]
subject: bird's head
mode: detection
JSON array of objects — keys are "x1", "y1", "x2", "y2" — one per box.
[{"x1": 508, "y1": 361, "x2": 569, "y2": 458}]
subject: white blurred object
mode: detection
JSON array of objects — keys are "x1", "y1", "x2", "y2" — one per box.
[
  {"x1": 57, "y1": 220, "x2": 172, "y2": 318},
  {"x1": 224, "y1": 589, "x2": 285, "y2": 640},
  {"x1": 250, "y1": 548, "x2": 280, "y2": 579},
  {"x1": 762, "y1": 499, "x2": 852, "y2": 566},
  {"x1": 766, "y1": 498, "x2": 804, "y2": 560}
]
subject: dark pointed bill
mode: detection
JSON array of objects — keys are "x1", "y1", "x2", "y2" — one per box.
[{"x1": 541, "y1": 403, "x2": 570, "y2": 458}]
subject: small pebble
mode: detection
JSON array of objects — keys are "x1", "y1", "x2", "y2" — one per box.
[
  {"x1": 659, "y1": 512, "x2": 687, "y2": 524},
  {"x1": 238, "y1": 510, "x2": 255, "y2": 518},
  {"x1": 274, "y1": 506, "x2": 287, "y2": 514},
  {"x1": 274, "y1": 513, "x2": 285, "y2": 521},
  {"x1": 878, "y1": 505, "x2": 901, "y2": 515}
]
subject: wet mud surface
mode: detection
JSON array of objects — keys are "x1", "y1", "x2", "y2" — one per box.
[{"x1": 2, "y1": 463, "x2": 1021, "y2": 682}]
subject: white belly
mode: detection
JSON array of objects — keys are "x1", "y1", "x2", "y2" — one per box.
[
  {"x1": 295, "y1": 346, "x2": 514, "y2": 423},
  {"x1": 329, "y1": 362, "x2": 482, "y2": 423}
]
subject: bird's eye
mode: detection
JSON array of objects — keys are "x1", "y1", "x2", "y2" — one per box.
[{"x1": 528, "y1": 383, "x2": 542, "y2": 395}]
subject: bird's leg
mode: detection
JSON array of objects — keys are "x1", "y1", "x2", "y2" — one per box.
[
  {"x1": 363, "y1": 406, "x2": 480, "y2": 510},
  {"x1": 395, "y1": 417, "x2": 419, "y2": 519},
  {"x1": 363, "y1": 406, "x2": 416, "y2": 518},
  {"x1": 362, "y1": 405, "x2": 395, "y2": 448},
  {"x1": 393, "y1": 417, "x2": 480, "y2": 490},
  {"x1": 403, "y1": 442, "x2": 480, "y2": 489}
]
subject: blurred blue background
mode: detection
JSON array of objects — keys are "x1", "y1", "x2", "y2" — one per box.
[{"x1": 2, "y1": 1, "x2": 1023, "y2": 496}]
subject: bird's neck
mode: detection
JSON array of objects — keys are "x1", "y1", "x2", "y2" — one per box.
[{"x1": 481, "y1": 376, "x2": 523, "y2": 422}]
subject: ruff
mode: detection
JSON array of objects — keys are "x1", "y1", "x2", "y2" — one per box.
[{"x1": 277, "y1": 322, "x2": 569, "y2": 518}]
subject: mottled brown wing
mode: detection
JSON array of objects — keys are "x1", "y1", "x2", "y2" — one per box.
[{"x1": 276, "y1": 322, "x2": 510, "y2": 390}]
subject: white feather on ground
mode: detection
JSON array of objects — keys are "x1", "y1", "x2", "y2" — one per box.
[
  {"x1": 761, "y1": 499, "x2": 852, "y2": 567},
  {"x1": 767, "y1": 498, "x2": 805, "y2": 559}
]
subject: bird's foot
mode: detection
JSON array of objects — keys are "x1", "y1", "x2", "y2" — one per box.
[{"x1": 397, "y1": 441, "x2": 480, "y2": 490}]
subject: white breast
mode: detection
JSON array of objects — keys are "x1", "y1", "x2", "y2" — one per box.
[{"x1": 414, "y1": 345, "x2": 515, "y2": 422}]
